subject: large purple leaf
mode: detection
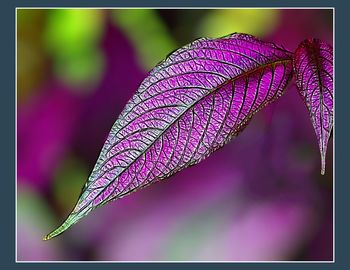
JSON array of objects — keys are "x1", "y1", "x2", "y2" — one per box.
[
  {"x1": 294, "y1": 39, "x2": 333, "y2": 175},
  {"x1": 44, "y1": 33, "x2": 293, "y2": 240}
]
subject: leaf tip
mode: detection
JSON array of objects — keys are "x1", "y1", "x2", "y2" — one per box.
[
  {"x1": 320, "y1": 151, "x2": 326, "y2": 175},
  {"x1": 42, "y1": 206, "x2": 89, "y2": 241},
  {"x1": 42, "y1": 217, "x2": 73, "y2": 241},
  {"x1": 42, "y1": 234, "x2": 51, "y2": 241}
]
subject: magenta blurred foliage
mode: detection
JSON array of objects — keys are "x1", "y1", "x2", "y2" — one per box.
[
  {"x1": 18, "y1": 83, "x2": 82, "y2": 191},
  {"x1": 72, "y1": 23, "x2": 146, "y2": 165},
  {"x1": 267, "y1": 9, "x2": 332, "y2": 49},
  {"x1": 17, "y1": 9, "x2": 333, "y2": 261}
]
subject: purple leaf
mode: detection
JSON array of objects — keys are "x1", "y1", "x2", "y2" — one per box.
[
  {"x1": 44, "y1": 33, "x2": 293, "y2": 240},
  {"x1": 294, "y1": 39, "x2": 333, "y2": 175}
]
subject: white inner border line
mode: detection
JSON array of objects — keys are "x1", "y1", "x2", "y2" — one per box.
[{"x1": 15, "y1": 7, "x2": 335, "y2": 263}]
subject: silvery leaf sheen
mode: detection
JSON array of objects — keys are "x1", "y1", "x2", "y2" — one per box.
[{"x1": 44, "y1": 33, "x2": 295, "y2": 240}]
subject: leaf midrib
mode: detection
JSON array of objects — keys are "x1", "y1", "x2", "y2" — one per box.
[{"x1": 79, "y1": 57, "x2": 293, "y2": 211}]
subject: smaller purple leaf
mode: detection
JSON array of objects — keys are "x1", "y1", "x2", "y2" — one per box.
[{"x1": 294, "y1": 38, "x2": 333, "y2": 175}]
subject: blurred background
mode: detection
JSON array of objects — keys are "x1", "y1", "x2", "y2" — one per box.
[{"x1": 17, "y1": 8, "x2": 333, "y2": 261}]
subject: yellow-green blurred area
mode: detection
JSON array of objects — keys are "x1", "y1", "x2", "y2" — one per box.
[
  {"x1": 17, "y1": 9, "x2": 333, "y2": 261},
  {"x1": 17, "y1": 9, "x2": 284, "y2": 102},
  {"x1": 18, "y1": 9, "x2": 105, "y2": 98}
]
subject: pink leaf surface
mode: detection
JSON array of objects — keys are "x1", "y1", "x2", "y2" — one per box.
[
  {"x1": 44, "y1": 33, "x2": 293, "y2": 240},
  {"x1": 294, "y1": 39, "x2": 333, "y2": 175}
]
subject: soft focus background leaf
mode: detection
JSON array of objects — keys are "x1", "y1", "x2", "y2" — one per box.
[
  {"x1": 197, "y1": 9, "x2": 280, "y2": 38},
  {"x1": 17, "y1": 8, "x2": 333, "y2": 261},
  {"x1": 111, "y1": 9, "x2": 178, "y2": 70},
  {"x1": 44, "y1": 9, "x2": 105, "y2": 91}
]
